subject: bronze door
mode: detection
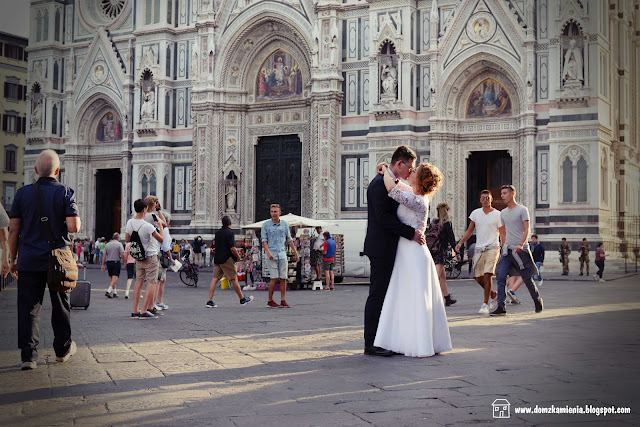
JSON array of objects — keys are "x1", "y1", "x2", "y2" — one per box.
[
  {"x1": 466, "y1": 150, "x2": 512, "y2": 217},
  {"x1": 95, "y1": 169, "x2": 122, "y2": 239},
  {"x1": 255, "y1": 135, "x2": 302, "y2": 221}
]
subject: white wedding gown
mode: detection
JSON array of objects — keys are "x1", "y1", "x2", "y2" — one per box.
[{"x1": 374, "y1": 183, "x2": 452, "y2": 357}]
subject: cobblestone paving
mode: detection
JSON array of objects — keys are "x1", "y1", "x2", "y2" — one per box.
[{"x1": 0, "y1": 269, "x2": 638, "y2": 426}]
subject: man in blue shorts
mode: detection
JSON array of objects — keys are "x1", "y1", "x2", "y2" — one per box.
[{"x1": 261, "y1": 204, "x2": 298, "y2": 308}]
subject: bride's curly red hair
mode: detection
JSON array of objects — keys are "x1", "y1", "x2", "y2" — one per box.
[{"x1": 416, "y1": 163, "x2": 443, "y2": 196}]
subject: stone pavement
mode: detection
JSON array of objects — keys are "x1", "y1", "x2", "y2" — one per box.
[{"x1": 0, "y1": 268, "x2": 639, "y2": 426}]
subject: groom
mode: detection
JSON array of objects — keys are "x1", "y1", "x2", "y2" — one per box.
[{"x1": 363, "y1": 146, "x2": 426, "y2": 356}]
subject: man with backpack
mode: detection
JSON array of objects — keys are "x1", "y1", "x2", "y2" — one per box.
[{"x1": 125, "y1": 199, "x2": 164, "y2": 319}]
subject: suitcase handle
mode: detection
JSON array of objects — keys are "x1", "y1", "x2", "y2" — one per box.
[{"x1": 76, "y1": 263, "x2": 86, "y2": 280}]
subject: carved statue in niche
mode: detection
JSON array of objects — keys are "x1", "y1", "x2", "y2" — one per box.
[
  {"x1": 141, "y1": 90, "x2": 155, "y2": 119},
  {"x1": 381, "y1": 63, "x2": 397, "y2": 97},
  {"x1": 430, "y1": 0, "x2": 439, "y2": 41},
  {"x1": 225, "y1": 182, "x2": 237, "y2": 212},
  {"x1": 330, "y1": 36, "x2": 339, "y2": 66},
  {"x1": 67, "y1": 48, "x2": 75, "y2": 85},
  {"x1": 31, "y1": 99, "x2": 42, "y2": 128},
  {"x1": 191, "y1": 38, "x2": 199, "y2": 79},
  {"x1": 64, "y1": 107, "x2": 70, "y2": 135},
  {"x1": 563, "y1": 39, "x2": 583, "y2": 83},
  {"x1": 311, "y1": 20, "x2": 320, "y2": 68}
]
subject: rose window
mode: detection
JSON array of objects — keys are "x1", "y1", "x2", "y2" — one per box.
[{"x1": 101, "y1": 0, "x2": 125, "y2": 18}]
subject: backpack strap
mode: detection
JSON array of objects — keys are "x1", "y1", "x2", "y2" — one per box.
[{"x1": 33, "y1": 182, "x2": 57, "y2": 251}]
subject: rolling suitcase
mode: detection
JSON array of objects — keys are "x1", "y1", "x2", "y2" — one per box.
[{"x1": 70, "y1": 265, "x2": 91, "y2": 310}]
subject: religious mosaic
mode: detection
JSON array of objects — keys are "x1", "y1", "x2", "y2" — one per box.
[
  {"x1": 256, "y1": 50, "x2": 303, "y2": 102},
  {"x1": 96, "y1": 112, "x2": 122, "y2": 142},
  {"x1": 466, "y1": 78, "x2": 511, "y2": 118}
]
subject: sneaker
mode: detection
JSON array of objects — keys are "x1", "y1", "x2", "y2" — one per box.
[
  {"x1": 206, "y1": 301, "x2": 217, "y2": 308},
  {"x1": 139, "y1": 312, "x2": 156, "y2": 318},
  {"x1": 592, "y1": 274, "x2": 599, "y2": 281},
  {"x1": 507, "y1": 289, "x2": 521, "y2": 304},
  {"x1": 154, "y1": 304, "x2": 163, "y2": 311},
  {"x1": 56, "y1": 341, "x2": 77, "y2": 363},
  {"x1": 131, "y1": 312, "x2": 140, "y2": 318},
  {"x1": 149, "y1": 307, "x2": 163, "y2": 316},
  {"x1": 112, "y1": 293, "x2": 119, "y2": 298},
  {"x1": 538, "y1": 279, "x2": 544, "y2": 287},
  {"x1": 579, "y1": 272, "x2": 583, "y2": 276},
  {"x1": 105, "y1": 292, "x2": 112, "y2": 298},
  {"x1": 240, "y1": 295, "x2": 254, "y2": 305},
  {"x1": 280, "y1": 300, "x2": 291, "y2": 308},
  {"x1": 444, "y1": 295, "x2": 457, "y2": 306},
  {"x1": 489, "y1": 297, "x2": 497, "y2": 311},
  {"x1": 21, "y1": 361, "x2": 37, "y2": 370},
  {"x1": 599, "y1": 278, "x2": 606, "y2": 283},
  {"x1": 478, "y1": 303, "x2": 490, "y2": 315},
  {"x1": 267, "y1": 300, "x2": 280, "y2": 308},
  {"x1": 157, "y1": 303, "x2": 169, "y2": 310},
  {"x1": 490, "y1": 306, "x2": 507, "y2": 316},
  {"x1": 124, "y1": 292, "x2": 129, "y2": 299},
  {"x1": 534, "y1": 297, "x2": 544, "y2": 313}
]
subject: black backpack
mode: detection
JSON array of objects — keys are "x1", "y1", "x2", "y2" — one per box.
[
  {"x1": 425, "y1": 220, "x2": 443, "y2": 253},
  {"x1": 129, "y1": 223, "x2": 146, "y2": 261}
]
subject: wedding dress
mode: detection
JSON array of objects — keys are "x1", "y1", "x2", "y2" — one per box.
[{"x1": 374, "y1": 183, "x2": 452, "y2": 357}]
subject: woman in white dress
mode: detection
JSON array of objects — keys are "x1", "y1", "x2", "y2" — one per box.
[{"x1": 374, "y1": 163, "x2": 452, "y2": 357}]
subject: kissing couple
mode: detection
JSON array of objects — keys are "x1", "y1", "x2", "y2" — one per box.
[{"x1": 363, "y1": 146, "x2": 452, "y2": 357}]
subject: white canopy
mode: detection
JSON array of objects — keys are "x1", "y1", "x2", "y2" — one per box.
[{"x1": 242, "y1": 213, "x2": 337, "y2": 230}]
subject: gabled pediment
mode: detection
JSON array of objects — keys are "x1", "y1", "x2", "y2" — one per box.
[
  {"x1": 443, "y1": 0, "x2": 521, "y2": 70},
  {"x1": 557, "y1": 0, "x2": 588, "y2": 32},
  {"x1": 73, "y1": 28, "x2": 125, "y2": 106}
]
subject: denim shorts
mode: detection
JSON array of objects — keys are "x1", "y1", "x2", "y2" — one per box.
[
  {"x1": 267, "y1": 258, "x2": 288, "y2": 279},
  {"x1": 126, "y1": 263, "x2": 135, "y2": 279}
]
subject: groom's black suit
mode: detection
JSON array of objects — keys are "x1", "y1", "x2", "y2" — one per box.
[{"x1": 363, "y1": 173, "x2": 415, "y2": 348}]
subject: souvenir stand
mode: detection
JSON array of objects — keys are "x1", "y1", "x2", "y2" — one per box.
[{"x1": 241, "y1": 214, "x2": 337, "y2": 289}]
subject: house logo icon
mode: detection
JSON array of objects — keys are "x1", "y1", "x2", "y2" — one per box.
[{"x1": 492, "y1": 398, "x2": 511, "y2": 418}]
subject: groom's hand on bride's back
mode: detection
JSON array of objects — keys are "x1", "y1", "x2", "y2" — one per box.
[{"x1": 413, "y1": 230, "x2": 426, "y2": 245}]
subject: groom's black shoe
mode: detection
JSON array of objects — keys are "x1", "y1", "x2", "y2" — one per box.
[{"x1": 364, "y1": 346, "x2": 394, "y2": 357}]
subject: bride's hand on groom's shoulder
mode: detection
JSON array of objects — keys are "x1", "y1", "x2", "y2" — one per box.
[{"x1": 377, "y1": 162, "x2": 388, "y2": 174}]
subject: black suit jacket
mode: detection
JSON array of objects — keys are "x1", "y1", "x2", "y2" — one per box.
[{"x1": 363, "y1": 174, "x2": 415, "y2": 259}]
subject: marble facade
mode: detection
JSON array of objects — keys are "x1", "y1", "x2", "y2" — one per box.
[{"x1": 23, "y1": 0, "x2": 640, "y2": 257}]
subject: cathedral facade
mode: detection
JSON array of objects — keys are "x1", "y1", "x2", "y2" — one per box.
[{"x1": 24, "y1": 0, "x2": 640, "y2": 258}]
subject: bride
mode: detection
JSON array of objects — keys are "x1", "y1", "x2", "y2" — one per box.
[{"x1": 374, "y1": 162, "x2": 452, "y2": 357}]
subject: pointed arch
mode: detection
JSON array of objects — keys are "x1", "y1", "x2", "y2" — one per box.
[
  {"x1": 53, "y1": 61, "x2": 59, "y2": 90},
  {"x1": 55, "y1": 9, "x2": 61, "y2": 41},
  {"x1": 440, "y1": 52, "x2": 524, "y2": 118},
  {"x1": 43, "y1": 10, "x2": 49, "y2": 41},
  {"x1": 36, "y1": 11, "x2": 42, "y2": 42}
]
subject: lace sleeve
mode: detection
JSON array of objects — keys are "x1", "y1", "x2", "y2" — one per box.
[{"x1": 389, "y1": 185, "x2": 427, "y2": 229}]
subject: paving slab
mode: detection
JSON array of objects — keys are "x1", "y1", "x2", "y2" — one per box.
[{"x1": 0, "y1": 269, "x2": 638, "y2": 425}]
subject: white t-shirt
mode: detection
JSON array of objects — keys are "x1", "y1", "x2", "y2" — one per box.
[
  {"x1": 125, "y1": 218, "x2": 159, "y2": 256},
  {"x1": 159, "y1": 227, "x2": 172, "y2": 253},
  {"x1": 313, "y1": 234, "x2": 325, "y2": 251},
  {"x1": 469, "y1": 207, "x2": 502, "y2": 251}
]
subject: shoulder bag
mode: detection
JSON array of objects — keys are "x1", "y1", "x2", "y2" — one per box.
[{"x1": 33, "y1": 182, "x2": 78, "y2": 293}]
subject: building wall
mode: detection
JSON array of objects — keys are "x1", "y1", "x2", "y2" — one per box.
[
  {"x1": 0, "y1": 31, "x2": 28, "y2": 213},
  {"x1": 23, "y1": 0, "x2": 640, "y2": 259}
]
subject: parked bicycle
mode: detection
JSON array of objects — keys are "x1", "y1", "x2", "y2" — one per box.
[
  {"x1": 444, "y1": 251, "x2": 466, "y2": 280},
  {"x1": 179, "y1": 253, "x2": 199, "y2": 287}
]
